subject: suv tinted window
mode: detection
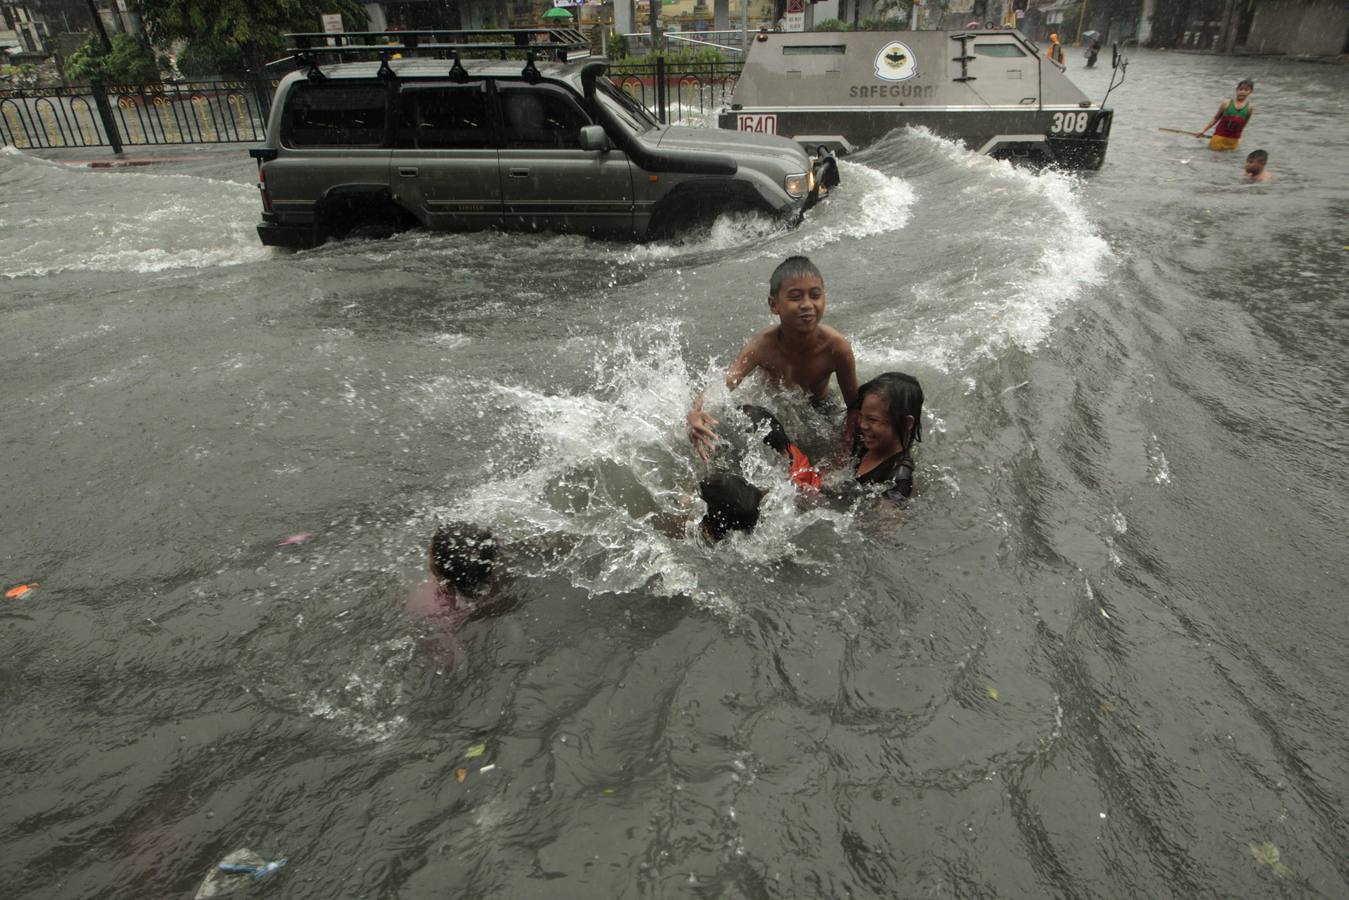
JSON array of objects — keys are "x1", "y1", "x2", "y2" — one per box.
[
  {"x1": 596, "y1": 79, "x2": 657, "y2": 135},
  {"x1": 499, "y1": 85, "x2": 589, "y2": 150},
  {"x1": 398, "y1": 83, "x2": 492, "y2": 149},
  {"x1": 284, "y1": 82, "x2": 388, "y2": 147}
]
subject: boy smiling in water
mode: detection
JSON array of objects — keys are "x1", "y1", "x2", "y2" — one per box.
[{"x1": 686, "y1": 256, "x2": 860, "y2": 461}]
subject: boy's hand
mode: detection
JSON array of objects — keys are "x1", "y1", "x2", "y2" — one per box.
[{"x1": 686, "y1": 409, "x2": 720, "y2": 462}]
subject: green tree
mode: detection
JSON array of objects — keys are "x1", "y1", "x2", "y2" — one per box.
[
  {"x1": 131, "y1": 0, "x2": 369, "y2": 68},
  {"x1": 175, "y1": 41, "x2": 249, "y2": 79},
  {"x1": 64, "y1": 32, "x2": 163, "y2": 84}
]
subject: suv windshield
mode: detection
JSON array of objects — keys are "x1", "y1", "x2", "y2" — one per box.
[{"x1": 596, "y1": 79, "x2": 658, "y2": 135}]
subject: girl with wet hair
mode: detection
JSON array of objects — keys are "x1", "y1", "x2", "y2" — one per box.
[
  {"x1": 739, "y1": 373, "x2": 923, "y2": 507},
  {"x1": 849, "y1": 372, "x2": 923, "y2": 503}
]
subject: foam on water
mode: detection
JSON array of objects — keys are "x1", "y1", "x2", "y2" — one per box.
[
  {"x1": 419, "y1": 322, "x2": 857, "y2": 608},
  {"x1": 0, "y1": 149, "x2": 270, "y2": 278},
  {"x1": 848, "y1": 128, "x2": 1113, "y2": 374},
  {"x1": 615, "y1": 160, "x2": 916, "y2": 265}
]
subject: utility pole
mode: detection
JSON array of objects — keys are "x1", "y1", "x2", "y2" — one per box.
[
  {"x1": 1217, "y1": 0, "x2": 1238, "y2": 52},
  {"x1": 85, "y1": 0, "x2": 112, "y2": 50}
]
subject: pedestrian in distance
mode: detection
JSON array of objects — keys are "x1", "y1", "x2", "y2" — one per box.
[
  {"x1": 1197, "y1": 78, "x2": 1254, "y2": 151},
  {"x1": 1046, "y1": 33, "x2": 1065, "y2": 65}
]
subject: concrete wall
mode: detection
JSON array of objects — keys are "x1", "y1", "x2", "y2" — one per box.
[{"x1": 1244, "y1": 0, "x2": 1347, "y2": 55}]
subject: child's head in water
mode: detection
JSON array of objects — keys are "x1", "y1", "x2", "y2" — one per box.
[
  {"x1": 429, "y1": 522, "x2": 499, "y2": 594},
  {"x1": 699, "y1": 473, "x2": 766, "y2": 541},
  {"x1": 1244, "y1": 148, "x2": 1269, "y2": 179},
  {"x1": 855, "y1": 372, "x2": 924, "y2": 455}
]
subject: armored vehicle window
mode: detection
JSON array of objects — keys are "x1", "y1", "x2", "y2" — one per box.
[
  {"x1": 782, "y1": 45, "x2": 846, "y2": 55},
  {"x1": 398, "y1": 84, "x2": 492, "y2": 149},
  {"x1": 283, "y1": 82, "x2": 388, "y2": 147},
  {"x1": 973, "y1": 44, "x2": 1027, "y2": 57},
  {"x1": 499, "y1": 85, "x2": 590, "y2": 150}
]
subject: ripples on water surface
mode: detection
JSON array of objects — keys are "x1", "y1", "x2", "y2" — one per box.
[{"x1": 1, "y1": 51, "x2": 1346, "y2": 898}]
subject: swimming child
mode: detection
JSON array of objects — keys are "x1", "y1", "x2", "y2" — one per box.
[
  {"x1": 649, "y1": 472, "x2": 767, "y2": 541},
  {"x1": 1197, "y1": 79, "x2": 1254, "y2": 151},
  {"x1": 686, "y1": 255, "x2": 860, "y2": 462},
  {"x1": 1243, "y1": 148, "x2": 1272, "y2": 183},
  {"x1": 849, "y1": 372, "x2": 923, "y2": 503},
  {"x1": 740, "y1": 372, "x2": 923, "y2": 506},
  {"x1": 698, "y1": 473, "x2": 767, "y2": 541},
  {"x1": 406, "y1": 522, "x2": 510, "y2": 623}
]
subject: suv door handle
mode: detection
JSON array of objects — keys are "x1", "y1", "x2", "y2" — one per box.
[
  {"x1": 398, "y1": 167, "x2": 418, "y2": 177},
  {"x1": 508, "y1": 168, "x2": 530, "y2": 177}
]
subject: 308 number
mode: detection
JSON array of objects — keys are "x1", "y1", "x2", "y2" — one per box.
[{"x1": 1050, "y1": 111, "x2": 1090, "y2": 134}]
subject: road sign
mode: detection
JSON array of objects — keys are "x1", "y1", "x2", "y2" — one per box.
[{"x1": 786, "y1": 0, "x2": 804, "y2": 11}]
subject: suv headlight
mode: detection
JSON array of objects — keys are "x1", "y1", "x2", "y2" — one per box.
[{"x1": 784, "y1": 171, "x2": 812, "y2": 199}]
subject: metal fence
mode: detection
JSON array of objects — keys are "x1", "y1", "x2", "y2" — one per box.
[
  {"x1": 0, "y1": 63, "x2": 743, "y2": 153},
  {"x1": 0, "y1": 78, "x2": 277, "y2": 152},
  {"x1": 608, "y1": 59, "x2": 741, "y2": 125}
]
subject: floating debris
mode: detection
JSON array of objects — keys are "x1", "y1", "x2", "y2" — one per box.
[
  {"x1": 275, "y1": 532, "x2": 313, "y2": 548},
  {"x1": 1249, "y1": 840, "x2": 1291, "y2": 877},
  {"x1": 985, "y1": 686, "x2": 1000, "y2": 701},
  {"x1": 193, "y1": 849, "x2": 287, "y2": 898},
  {"x1": 5, "y1": 583, "x2": 38, "y2": 600},
  {"x1": 465, "y1": 743, "x2": 486, "y2": 759},
  {"x1": 455, "y1": 768, "x2": 467, "y2": 783}
]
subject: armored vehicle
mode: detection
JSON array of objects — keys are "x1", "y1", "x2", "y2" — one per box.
[
  {"x1": 251, "y1": 29, "x2": 837, "y2": 248},
  {"x1": 718, "y1": 28, "x2": 1122, "y2": 169}
]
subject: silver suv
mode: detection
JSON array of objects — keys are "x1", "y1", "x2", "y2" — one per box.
[{"x1": 250, "y1": 31, "x2": 837, "y2": 248}]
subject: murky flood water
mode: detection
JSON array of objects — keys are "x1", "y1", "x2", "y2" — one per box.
[{"x1": 2, "y1": 50, "x2": 1346, "y2": 898}]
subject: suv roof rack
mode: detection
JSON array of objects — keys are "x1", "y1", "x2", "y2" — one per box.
[{"x1": 282, "y1": 28, "x2": 591, "y2": 61}]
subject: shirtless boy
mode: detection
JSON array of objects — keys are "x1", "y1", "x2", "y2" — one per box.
[
  {"x1": 1243, "y1": 149, "x2": 1273, "y2": 183},
  {"x1": 686, "y1": 256, "x2": 859, "y2": 462}
]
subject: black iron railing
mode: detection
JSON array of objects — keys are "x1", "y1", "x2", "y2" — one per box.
[
  {"x1": 0, "y1": 78, "x2": 278, "y2": 151},
  {"x1": 608, "y1": 59, "x2": 741, "y2": 125},
  {"x1": 0, "y1": 62, "x2": 744, "y2": 152}
]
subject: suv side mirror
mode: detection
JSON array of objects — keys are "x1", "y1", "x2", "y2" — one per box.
[{"x1": 579, "y1": 124, "x2": 610, "y2": 152}]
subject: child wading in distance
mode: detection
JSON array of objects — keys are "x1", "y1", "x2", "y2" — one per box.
[
  {"x1": 686, "y1": 256, "x2": 860, "y2": 462},
  {"x1": 1197, "y1": 78, "x2": 1255, "y2": 151}
]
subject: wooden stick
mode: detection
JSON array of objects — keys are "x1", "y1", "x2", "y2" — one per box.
[{"x1": 1159, "y1": 127, "x2": 1205, "y2": 138}]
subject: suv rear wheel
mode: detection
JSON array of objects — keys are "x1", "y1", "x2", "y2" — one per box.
[{"x1": 315, "y1": 190, "x2": 418, "y2": 244}]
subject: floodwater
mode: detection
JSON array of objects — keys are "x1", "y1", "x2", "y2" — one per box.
[{"x1": 1, "y1": 50, "x2": 1346, "y2": 899}]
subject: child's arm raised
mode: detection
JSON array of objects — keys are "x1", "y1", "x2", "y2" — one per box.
[{"x1": 687, "y1": 338, "x2": 763, "y2": 462}]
